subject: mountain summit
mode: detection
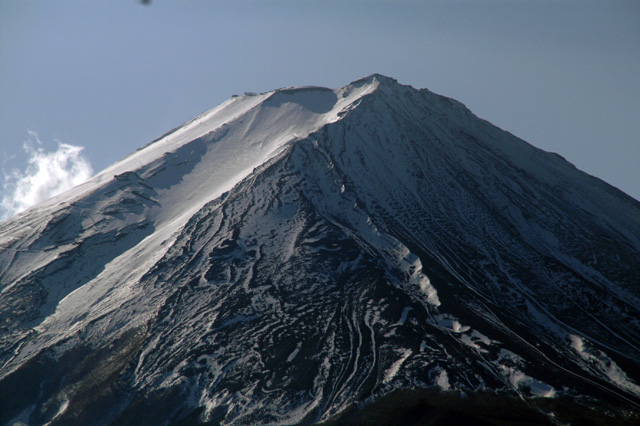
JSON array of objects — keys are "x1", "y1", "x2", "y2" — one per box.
[{"x1": 1, "y1": 75, "x2": 639, "y2": 426}]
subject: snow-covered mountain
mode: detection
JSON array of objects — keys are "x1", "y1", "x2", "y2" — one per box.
[{"x1": 1, "y1": 75, "x2": 639, "y2": 426}]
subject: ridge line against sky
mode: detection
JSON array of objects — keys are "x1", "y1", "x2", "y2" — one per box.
[{"x1": 1, "y1": 0, "x2": 639, "y2": 218}]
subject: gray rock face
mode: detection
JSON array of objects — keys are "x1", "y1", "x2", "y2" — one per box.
[{"x1": 1, "y1": 75, "x2": 639, "y2": 425}]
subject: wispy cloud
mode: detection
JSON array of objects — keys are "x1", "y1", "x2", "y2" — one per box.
[{"x1": 1, "y1": 131, "x2": 93, "y2": 221}]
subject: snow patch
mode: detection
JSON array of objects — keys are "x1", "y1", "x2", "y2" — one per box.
[
  {"x1": 459, "y1": 334, "x2": 482, "y2": 352},
  {"x1": 569, "y1": 334, "x2": 640, "y2": 396},
  {"x1": 496, "y1": 348, "x2": 555, "y2": 398},
  {"x1": 499, "y1": 365, "x2": 556, "y2": 398},
  {"x1": 470, "y1": 330, "x2": 495, "y2": 346},
  {"x1": 6, "y1": 404, "x2": 36, "y2": 426},
  {"x1": 42, "y1": 395, "x2": 70, "y2": 426},
  {"x1": 433, "y1": 314, "x2": 470, "y2": 333},
  {"x1": 398, "y1": 249, "x2": 440, "y2": 307},
  {"x1": 383, "y1": 348, "x2": 411, "y2": 383},
  {"x1": 436, "y1": 369, "x2": 451, "y2": 390},
  {"x1": 287, "y1": 344, "x2": 302, "y2": 362},
  {"x1": 395, "y1": 306, "x2": 413, "y2": 326},
  {"x1": 502, "y1": 366, "x2": 556, "y2": 398}
]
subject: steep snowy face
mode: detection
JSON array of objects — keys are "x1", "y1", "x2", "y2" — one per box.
[
  {"x1": 309, "y1": 80, "x2": 640, "y2": 344},
  {"x1": 0, "y1": 78, "x2": 379, "y2": 348},
  {"x1": 1, "y1": 75, "x2": 640, "y2": 426}
]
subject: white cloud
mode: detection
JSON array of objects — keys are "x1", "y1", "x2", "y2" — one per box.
[{"x1": 1, "y1": 131, "x2": 93, "y2": 221}]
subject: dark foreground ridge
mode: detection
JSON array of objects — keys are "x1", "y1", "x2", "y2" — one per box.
[
  {"x1": 316, "y1": 390, "x2": 640, "y2": 426},
  {"x1": 1, "y1": 75, "x2": 639, "y2": 425}
]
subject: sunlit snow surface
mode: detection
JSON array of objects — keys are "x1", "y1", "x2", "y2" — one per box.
[{"x1": 1, "y1": 75, "x2": 640, "y2": 425}]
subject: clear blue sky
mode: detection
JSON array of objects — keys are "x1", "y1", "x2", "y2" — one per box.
[{"x1": 1, "y1": 0, "x2": 639, "y2": 213}]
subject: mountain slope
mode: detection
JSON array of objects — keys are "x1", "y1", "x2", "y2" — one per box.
[{"x1": 1, "y1": 75, "x2": 639, "y2": 426}]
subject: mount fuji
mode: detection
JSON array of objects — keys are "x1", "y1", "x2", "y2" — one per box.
[{"x1": 1, "y1": 75, "x2": 639, "y2": 426}]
